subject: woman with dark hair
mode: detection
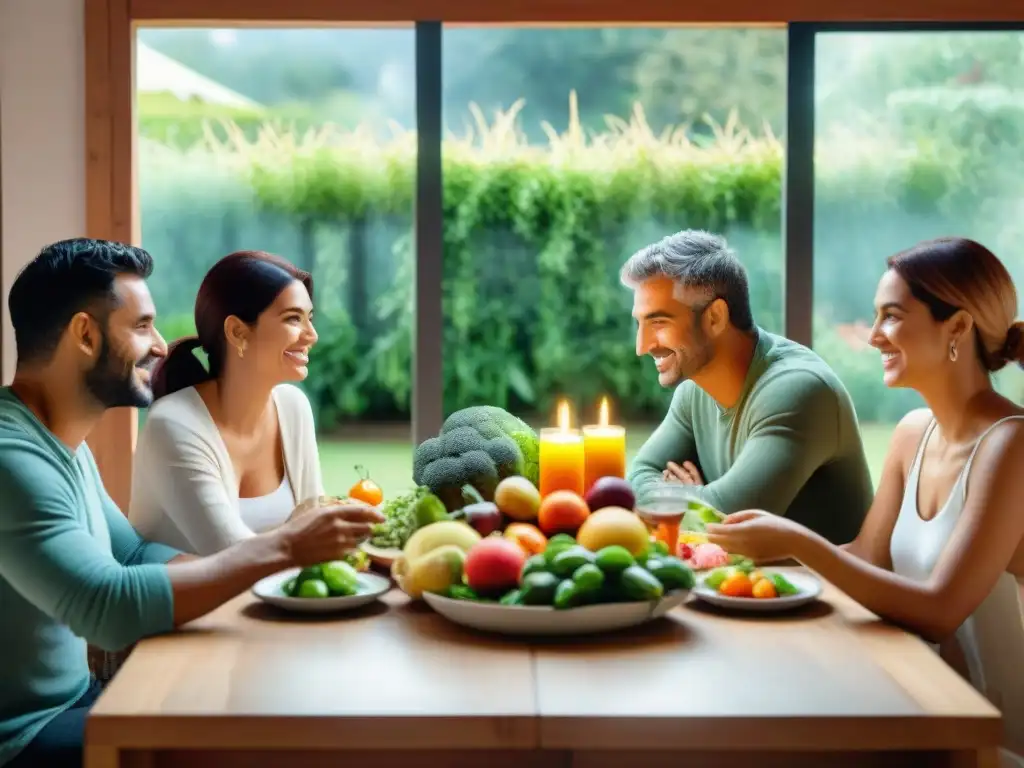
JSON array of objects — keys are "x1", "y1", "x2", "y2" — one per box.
[
  {"x1": 705, "y1": 236, "x2": 1024, "y2": 766},
  {"x1": 129, "y1": 250, "x2": 333, "y2": 555}
]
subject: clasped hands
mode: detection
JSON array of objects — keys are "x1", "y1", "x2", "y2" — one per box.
[{"x1": 662, "y1": 460, "x2": 704, "y2": 486}]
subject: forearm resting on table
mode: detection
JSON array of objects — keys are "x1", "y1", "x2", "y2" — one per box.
[
  {"x1": 794, "y1": 531, "x2": 949, "y2": 642},
  {"x1": 166, "y1": 533, "x2": 291, "y2": 626}
]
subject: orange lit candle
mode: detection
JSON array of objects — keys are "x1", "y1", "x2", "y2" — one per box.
[
  {"x1": 583, "y1": 397, "x2": 627, "y2": 493},
  {"x1": 539, "y1": 400, "x2": 585, "y2": 498}
]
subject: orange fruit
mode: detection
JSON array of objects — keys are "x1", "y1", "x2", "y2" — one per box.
[
  {"x1": 537, "y1": 491, "x2": 590, "y2": 537},
  {"x1": 349, "y1": 465, "x2": 384, "y2": 506},
  {"x1": 718, "y1": 571, "x2": 754, "y2": 598},
  {"x1": 752, "y1": 578, "x2": 777, "y2": 599},
  {"x1": 504, "y1": 523, "x2": 548, "y2": 556}
]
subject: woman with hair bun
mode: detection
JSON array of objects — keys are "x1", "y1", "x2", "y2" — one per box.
[
  {"x1": 706, "y1": 237, "x2": 1024, "y2": 765},
  {"x1": 129, "y1": 250, "x2": 360, "y2": 556}
]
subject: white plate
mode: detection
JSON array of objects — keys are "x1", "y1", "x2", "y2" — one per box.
[
  {"x1": 692, "y1": 569, "x2": 822, "y2": 612},
  {"x1": 252, "y1": 568, "x2": 391, "y2": 614},
  {"x1": 422, "y1": 589, "x2": 690, "y2": 636}
]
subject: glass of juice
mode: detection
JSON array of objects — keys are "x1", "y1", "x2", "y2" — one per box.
[{"x1": 634, "y1": 482, "x2": 699, "y2": 555}]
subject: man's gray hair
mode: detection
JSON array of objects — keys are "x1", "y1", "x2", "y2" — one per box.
[{"x1": 620, "y1": 229, "x2": 754, "y2": 331}]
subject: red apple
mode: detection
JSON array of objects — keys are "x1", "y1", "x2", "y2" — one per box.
[{"x1": 463, "y1": 537, "x2": 527, "y2": 596}]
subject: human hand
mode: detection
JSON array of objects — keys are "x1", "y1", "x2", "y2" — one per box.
[
  {"x1": 663, "y1": 460, "x2": 704, "y2": 486},
  {"x1": 288, "y1": 494, "x2": 360, "y2": 521},
  {"x1": 704, "y1": 510, "x2": 805, "y2": 562},
  {"x1": 278, "y1": 500, "x2": 386, "y2": 566}
]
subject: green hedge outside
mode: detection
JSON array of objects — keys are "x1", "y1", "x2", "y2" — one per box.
[{"x1": 139, "y1": 104, "x2": 1024, "y2": 431}]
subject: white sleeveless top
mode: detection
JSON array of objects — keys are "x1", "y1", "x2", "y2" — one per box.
[
  {"x1": 130, "y1": 384, "x2": 325, "y2": 556},
  {"x1": 889, "y1": 416, "x2": 1024, "y2": 766},
  {"x1": 238, "y1": 472, "x2": 295, "y2": 534}
]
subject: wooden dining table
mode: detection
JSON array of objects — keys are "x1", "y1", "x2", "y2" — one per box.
[{"x1": 83, "y1": 567, "x2": 1003, "y2": 768}]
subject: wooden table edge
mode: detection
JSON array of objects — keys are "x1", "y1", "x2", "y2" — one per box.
[
  {"x1": 536, "y1": 714, "x2": 1004, "y2": 752},
  {"x1": 85, "y1": 714, "x2": 539, "y2": 750},
  {"x1": 84, "y1": 711, "x2": 1002, "y2": 753}
]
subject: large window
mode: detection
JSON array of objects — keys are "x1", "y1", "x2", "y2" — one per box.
[
  {"x1": 135, "y1": 27, "x2": 416, "y2": 498},
  {"x1": 120, "y1": 21, "x2": 1024, "y2": 501},
  {"x1": 440, "y1": 27, "x2": 787, "y2": 454},
  {"x1": 812, "y1": 30, "x2": 1024, "y2": 480}
]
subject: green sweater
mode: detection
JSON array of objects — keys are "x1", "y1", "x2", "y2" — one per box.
[
  {"x1": 0, "y1": 388, "x2": 179, "y2": 767},
  {"x1": 629, "y1": 328, "x2": 874, "y2": 545}
]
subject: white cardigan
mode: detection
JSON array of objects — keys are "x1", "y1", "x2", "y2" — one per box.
[{"x1": 128, "y1": 383, "x2": 324, "y2": 556}]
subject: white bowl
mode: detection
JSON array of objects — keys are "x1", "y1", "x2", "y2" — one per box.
[
  {"x1": 252, "y1": 567, "x2": 391, "y2": 614},
  {"x1": 422, "y1": 589, "x2": 690, "y2": 636}
]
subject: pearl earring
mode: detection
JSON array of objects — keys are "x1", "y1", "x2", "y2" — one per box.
[{"x1": 949, "y1": 341, "x2": 958, "y2": 362}]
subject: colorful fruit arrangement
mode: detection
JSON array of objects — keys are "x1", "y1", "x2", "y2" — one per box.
[
  {"x1": 391, "y1": 494, "x2": 696, "y2": 609},
  {"x1": 361, "y1": 405, "x2": 644, "y2": 566},
  {"x1": 702, "y1": 565, "x2": 800, "y2": 599}
]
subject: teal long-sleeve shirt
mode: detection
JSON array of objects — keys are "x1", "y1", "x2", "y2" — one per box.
[
  {"x1": 628, "y1": 328, "x2": 875, "y2": 545},
  {"x1": 0, "y1": 388, "x2": 180, "y2": 767}
]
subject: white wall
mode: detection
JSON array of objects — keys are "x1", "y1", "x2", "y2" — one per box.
[{"x1": 0, "y1": 0, "x2": 86, "y2": 383}]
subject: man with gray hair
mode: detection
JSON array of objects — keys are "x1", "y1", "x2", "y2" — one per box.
[{"x1": 623, "y1": 229, "x2": 873, "y2": 545}]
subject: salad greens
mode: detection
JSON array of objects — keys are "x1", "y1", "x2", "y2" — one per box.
[{"x1": 682, "y1": 499, "x2": 726, "y2": 533}]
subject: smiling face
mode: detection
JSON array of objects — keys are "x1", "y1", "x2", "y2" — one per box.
[
  {"x1": 230, "y1": 279, "x2": 317, "y2": 384},
  {"x1": 870, "y1": 269, "x2": 961, "y2": 389},
  {"x1": 82, "y1": 274, "x2": 167, "y2": 408},
  {"x1": 631, "y1": 276, "x2": 715, "y2": 388}
]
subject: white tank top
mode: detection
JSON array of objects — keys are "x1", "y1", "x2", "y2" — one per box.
[
  {"x1": 889, "y1": 416, "x2": 1024, "y2": 766},
  {"x1": 237, "y1": 473, "x2": 295, "y2": 534}
]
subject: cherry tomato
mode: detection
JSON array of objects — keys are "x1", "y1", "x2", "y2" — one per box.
[
  {"x1": 348, "y1": 465, "x2": 383, "y2": 506},
  {"x1": 718, "y1": 571, "x2": 754, "y2": 598},
  {"x1": 752, "y1": 578, "x2": 777, "y2": 599}
]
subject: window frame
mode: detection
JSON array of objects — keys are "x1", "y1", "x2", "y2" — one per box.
[{"x1": 83, "y1": 0, "x2": 1024, "y2": 509}]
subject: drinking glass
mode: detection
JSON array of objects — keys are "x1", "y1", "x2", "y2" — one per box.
[{"x1": 633, "y1": 481, "x2": 700, "y2": 555}]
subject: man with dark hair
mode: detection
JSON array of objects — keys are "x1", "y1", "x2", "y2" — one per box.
[
  {"x1": 0, "y1": 239, "x2": 383, "y2": 768},
  {"x1": 623, "y1": 229, "x2": 873, "y2": 544}
]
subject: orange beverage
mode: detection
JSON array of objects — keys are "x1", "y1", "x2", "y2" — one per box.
[{"x1": 634, "y1": 483, "x2": 699, "y2": 554}]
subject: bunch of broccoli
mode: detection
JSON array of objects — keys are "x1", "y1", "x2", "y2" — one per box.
[{"x1": 412, "y1": 405, "x2": 540, "y2": 511}]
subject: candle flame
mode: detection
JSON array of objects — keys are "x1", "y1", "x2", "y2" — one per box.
[
  {"x1": 557, "y1": 400, "x2": 571, "y2": 431},
  {"x1": 599, "y1": 397, "x2": 610, "y2": 427}
]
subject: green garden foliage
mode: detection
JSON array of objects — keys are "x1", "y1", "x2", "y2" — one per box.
[{"x1": 139, "y1": 97, "x2": 1023, "y2": 430}]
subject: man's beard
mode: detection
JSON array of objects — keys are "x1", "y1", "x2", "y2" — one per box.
[
  {"x1": 84, "y1": 335, "x2": 155, "y2": 409},
  {"x1": 659, "y1": 329, "x2": 714, "y2": 387}
]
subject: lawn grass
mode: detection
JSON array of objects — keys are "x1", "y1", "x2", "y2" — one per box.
[{"x1": 318, "y1": 422, "x2": 896, "y2": 500}]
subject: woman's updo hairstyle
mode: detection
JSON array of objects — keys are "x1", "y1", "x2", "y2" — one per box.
[
  {"x1": 886, "y1": 236, "x2": 1024, "y2": 372},
  {"x1": 151, "y1": 250, "x2": 313, "y2": 400}
]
